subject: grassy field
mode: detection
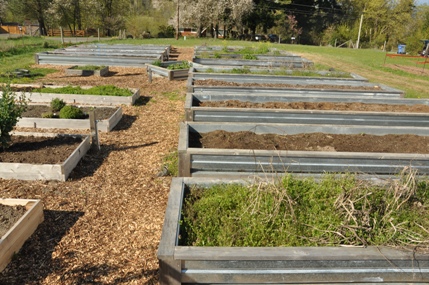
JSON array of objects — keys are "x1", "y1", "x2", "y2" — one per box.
[{"x1": 2, "y1": 36, "x2": 429, "y2": 98}]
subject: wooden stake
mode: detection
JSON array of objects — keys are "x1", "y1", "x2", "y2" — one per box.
[{"x1": 89, "y1": 110, "x2": 100, "y2": 151}]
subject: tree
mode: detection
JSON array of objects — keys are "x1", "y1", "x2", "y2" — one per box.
[
  {"x1": 6, "y1": 0, "x2": 53, "y2": 35},
  {"x1": 180, "y1": 0, "x2": 253, "y2": 38},
  {"x1": 47, "y1": 0, "x2": 83, "y2": 33}
]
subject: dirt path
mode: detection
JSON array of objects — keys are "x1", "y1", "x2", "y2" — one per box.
[{"x1": 0, "y1": 47, "x2": 193, "y2": 284}]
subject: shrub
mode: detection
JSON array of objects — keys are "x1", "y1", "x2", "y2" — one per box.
[
  {"x1": 41, "y1": 112, "x2": 56, "y2": 118},
  {"x1": 0, "y1": 84, "x2": 28, "y2": 149},
  {"x1": 59, "y1": 105, "x2": 85, "y2": 119},
  {"x1": 50, "y1": 98, "x2": 66, "y2": 112}
]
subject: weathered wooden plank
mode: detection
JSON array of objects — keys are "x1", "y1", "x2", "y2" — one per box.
[
  {"x1": 157, "y1": 178, "x2": 184, "y2": 285},
  {"x1": 0, "y1": 133, "x2": 90, "y2": 181},
  {"x1": 0, "y1": 199, "x2": 44, "y2": 272}
]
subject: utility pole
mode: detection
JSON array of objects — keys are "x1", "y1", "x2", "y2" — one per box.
[
  {"x1": 176, "y1": 0, "x2": 179, "y2": 40},
  {"x1": 356, "y1": 6, "x2": 365, "y2": 49}
]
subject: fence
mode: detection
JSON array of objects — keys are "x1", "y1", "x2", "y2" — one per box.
[
  {"x1": 47, "y1": 29, "x2": 87, "y2": 37},
  {"x1": 0, "y1": 25, "x2": 26, "y2": 35}
]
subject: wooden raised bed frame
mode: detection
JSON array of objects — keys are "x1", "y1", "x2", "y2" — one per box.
[
  {"x1": 0, "y1": 132, "x2": 90, "y2": 181},
  {"x1": 146, "y1": 61, "x2": 190, "y2": 81},
  {"x1": 0, "y1": 199, "x2": 44, "y2": 272},
  {"x1": 158, "y1": 177, "x2": 429, "y2": 284},
  {"x1": 2, "y1": 85, "x2": 140, "y2": 106},
  {"x1": 65, "y1": 65, "x2": 109, "y2": 77},
  {"x1": 17, "y1": 106, "x2": 122, "y2": 132}
]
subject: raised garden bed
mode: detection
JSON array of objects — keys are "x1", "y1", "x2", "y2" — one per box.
[
  {"x1": 146, "y1": 61, "x2": 190, "y2": 81},
  {"x1": 179, "y1": 122, "x2": 429, "y2": 177},
  {"x1": 18, "y1": 105, "x2": 122, "y2": 132},
  {"x1": 158, "y1": 177, "x2": 429, "y2": 284},
  {"x1": 2, "y1": 84, "x2": 140, "y2": 106},
  {"x1": 65, "y1": 65, "x2": 109, "y2": 77},
  {"x1": 0, "y1": 132, "x2": 90, "y2": 181},
  {"x1": 189, "y1": 81, "x2": 404, "y2": 98},
  {"x1": 185, "y1": 93, "x2": 429, "y2": 126},
  {"x1": 35, "y1": 44, "x2": 171, "y2": 66},
  {"x1": 192, "y1": 57, "x2": 313, "y2": 68},
  {"x1": 191, "y1": 63, "x2": 364, "y2": 79},
  {"x1": 0, "y1": 199, "x2": 44, "y2": 272}
]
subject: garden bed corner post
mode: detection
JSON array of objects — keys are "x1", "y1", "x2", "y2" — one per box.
[{"x1": 89, "y1": 110, "x2": 100, "y2": 151}]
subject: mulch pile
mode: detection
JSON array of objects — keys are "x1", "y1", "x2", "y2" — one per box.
[{"x1": 0, "y1": 47, "x2": 194, "y2": 284}]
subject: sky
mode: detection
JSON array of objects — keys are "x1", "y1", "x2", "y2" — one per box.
[{"x1": 417, "y1": 0, "x2": 429, "y2": 5}]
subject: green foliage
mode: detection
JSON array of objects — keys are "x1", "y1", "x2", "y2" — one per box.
[
  {"x1": 161, "y1": 90, "x2": 183, "y2": 101},
  {"x1": 167, "y1": 61, "x2": 192, "y2": 70},
  {"x1": 41, "y1": 112, "x2": 56, "y2": 118},
  {"x1": 37, "y1": 85, "x2": 133, "y2": 97},
  {"x1": 0, "y1": 84, "x2": 28, "y2": 149},
  {"x1": 152, "y1": 60, "x2": 162, "y2": 67},
  {"x1": 59, "y1": 105, "x2": 85, "y2": 119},
  {"x1": 161, "y1": 150, "x2": 179, "y2": 177},
  {"x1": 158, "y1": 25, "x2": 175, "y2": 38},
  {"x1": 181, "y1": 171, "x2": 429, "y2": 247},
  {"x1": 242, "y1": 54, "x2": 258, "y2": 60},
  {"x1": 50, "y1": 98, "x2": 66, "y2": 112},
  {"x1": 230, "y1": 67, "x2": 251, "y2": 74}
]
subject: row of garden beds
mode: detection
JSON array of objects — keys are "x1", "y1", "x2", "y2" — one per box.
[
  {"x1": 0, "y1": 44, "x2": 151, "y2": 273},
  {"x1": 158, "y1": 46, "x2": 429, "y2": 284}
]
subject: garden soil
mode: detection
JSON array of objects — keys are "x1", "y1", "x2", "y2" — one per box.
[{"x1": 0, "y1": 46, "x2": 428, "y2": 284}]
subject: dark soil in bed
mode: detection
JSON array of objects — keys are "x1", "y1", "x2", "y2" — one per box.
[
  {"x1": 22, "y1": 105, "x2": 118, "y2": 120},
  {"x1": 191, "y1": 131, "x2": 429, "y2": 154},
  {"x1": 199, "y1": 100, "x2": 429, "y2": 113},
  {"x1": 0, "y1": 136, "x2": 83, "y2": 164}
]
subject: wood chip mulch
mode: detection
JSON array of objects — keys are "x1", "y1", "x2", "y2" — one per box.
[{"x1": 0, "y1": 47, "x2": 194, "y2": 284}]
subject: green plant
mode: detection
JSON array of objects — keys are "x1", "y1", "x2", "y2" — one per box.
[
  {"x1": 37, "y1": 85, "x2": 133, "y2": 97},
  {"x1": 242, "y1": 54, "x2": 258, "y2": 60},
  {"x1": 41, "y1": 112, "x2": 56, "y2": 118},
  {"x1": 0, "y1": 84, "x2": 28, "y2": 149},
  {"x1": 213, "y1": 52, "x2": 222, "y2": 59},
  {"x1": 59, "y1": 105, "x2": 85, "y2": 119},
  {"x1": 152, "y1": 60, "x2": 162, "y2": 67},
  {"x1": 160, "y1": 150, "x2": 179, "y2": 177},
  {"x1": 181, "y1": 170, "x2": 429, "y2": 247},
  {"x1": 50, "y1": 98, "x2": 66, "y2": 112},
  {"x1": 167, "y1": 61, "x2": 191, "y2": 70}
]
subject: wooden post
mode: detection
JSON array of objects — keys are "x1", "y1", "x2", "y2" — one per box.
[
  {"x1": 148, "y1": 68, "x2": 153, "y2": 83},
  {"x1": 89, "y1": 110, "x2": 100, "y2": 151},
  {"x1": 60, "y1": 27, "x2": 64, "y2": 45}
]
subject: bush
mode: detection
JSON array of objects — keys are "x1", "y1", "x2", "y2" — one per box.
[
  {"x1": 50, "y1": 98, "x2": 66, "y2": 112},
  {"x1": 0, "y1": 84, "x2": 28, "y2": 149},
  {"x1": 59, "y1": 105, "x2": 85, "y2": 119},
  {"x1": 42, "y1": 112, "x2": 56, "y2": 118}
]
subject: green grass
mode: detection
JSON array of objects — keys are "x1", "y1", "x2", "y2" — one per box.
[
  {"x1": 36, "y1": 85, "x2": 133, "y2": 96},
  {"x1": 0, "y1": 37, "x2": 61, "y2": 83},
  {"x1": 181, "y1": 171, "x2": 429, "y2": 247}
]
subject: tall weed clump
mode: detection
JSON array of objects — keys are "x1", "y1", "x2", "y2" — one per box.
[
  {"x1": 181, "y1": 170, "x2": 429, "y2": 248},
  {"x1": 0, "y1": 84, "x2": 28, "y2": 149}
]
